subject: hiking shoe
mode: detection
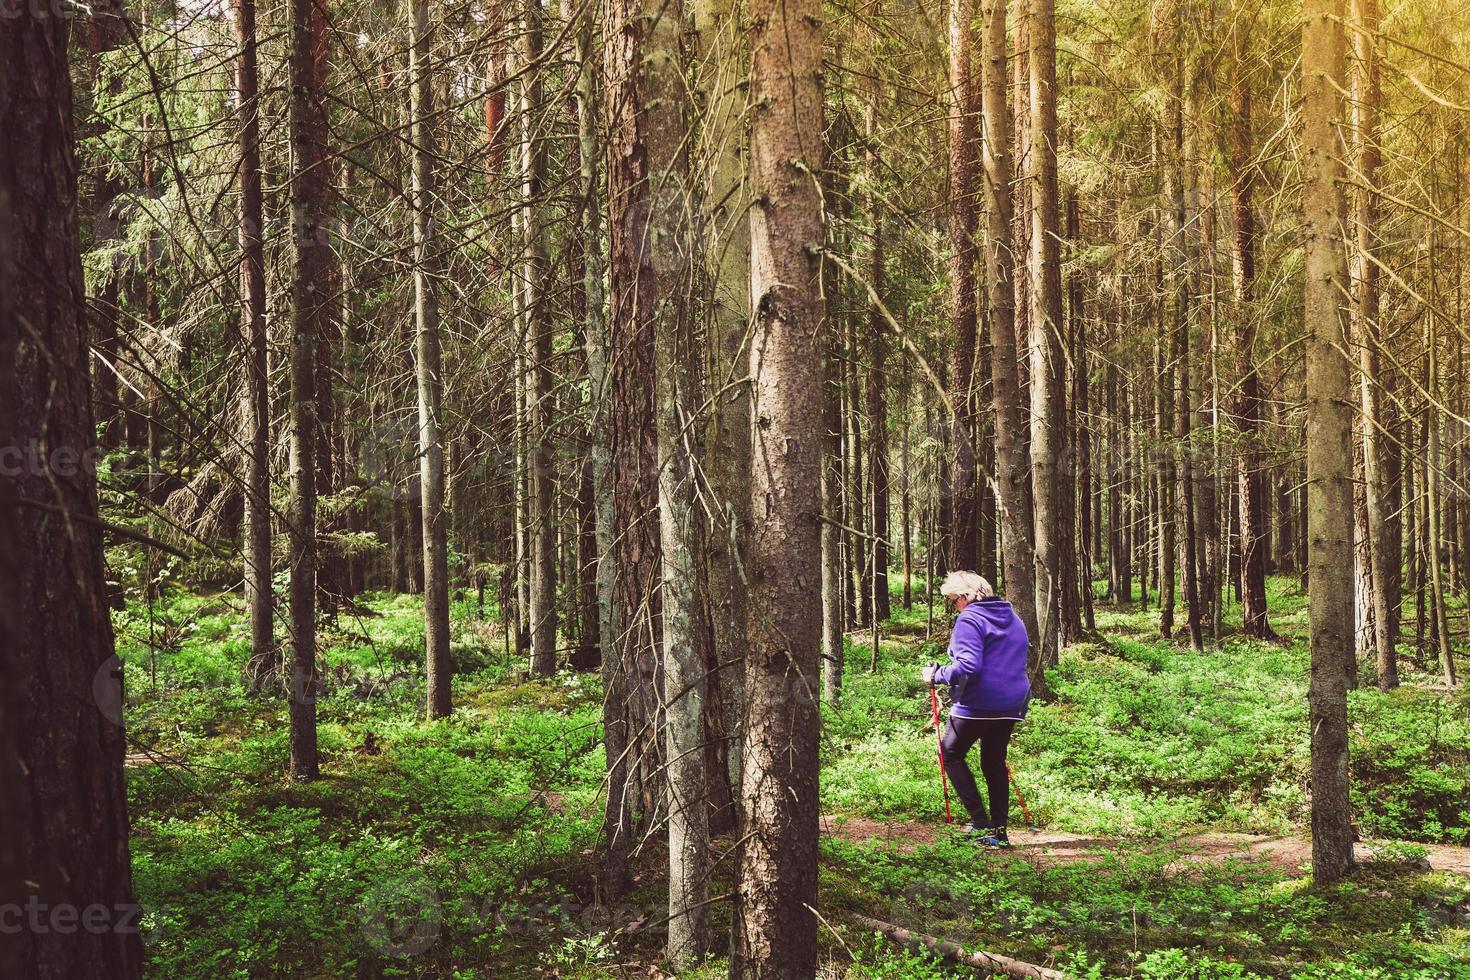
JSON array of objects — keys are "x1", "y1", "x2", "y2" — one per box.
[
  {"x1": 958, "y1": 822, "x2": 1005, "y2": 846},
  {"x1": 961, "y1": 824, "x2": 1011, "y2": 848}
]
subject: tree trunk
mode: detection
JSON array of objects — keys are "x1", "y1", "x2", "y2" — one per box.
[
  {"x1": 521, "y1": 0, "x2": 557, "y2": 677},
  {"x1": 731, "y1": 0, "x2": 824, "y2": 968},
  {"x1": 1228, "y1": 7, "x2": 1272, "y2": 640},
  {"x1": 409, "y1": 0, "x2": 453, "y2": 717},
  {"x1": 286, "y1": 0, "x2": 330, "y2": 780},
  {"x1": 604, "y1": 0, "x2": 667, "y2": 872},
  {"x1": 1302, "y1": 0, "x2": 1356, "y2": 885},
  {"x1": 574, "y1": 12, "x2": 627, "y2": 898},
  {"x1": 1027, "y1": 0, "x2": 1063, "y2": 666},
  {"x1": 1, "y1": 10, "x2": 144, "y2": 971},
  {"x1": 695, "y1": 0, "x2": 751, "y2": 796},
  {"x1": 981, "y1": 0, "x2": 1044, "y2": 691},
  {"x1": 234, "y1": 0, "x2": 275, "y2": 688},
  {"x1": 1351, "y1": 0, "x2": 1396, "y2": 688},
  {"x1": 86, "y1": 3, "x2": 128, "y2": 451},
  {"x1": 948, "y1": 0, "x2": 982, "y2": 574},
  {"x1": 639, "y1": 0, "x2": 711, "y2": 962}
]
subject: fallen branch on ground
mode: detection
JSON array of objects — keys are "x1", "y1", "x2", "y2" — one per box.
[{"x1": 848, "y1": 912, "x2": 1068, "y2": 979}]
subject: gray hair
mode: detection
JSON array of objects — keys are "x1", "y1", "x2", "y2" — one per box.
[{"x1": 939, "y1": 570, "x2": 994, "y2": 602}]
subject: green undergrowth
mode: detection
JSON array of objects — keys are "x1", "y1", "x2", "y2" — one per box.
[
  {"x1": 115, "y1": 579, "x2": 1470, "y2": 977},
  {"x1": 822, "y1": 578, "x2": 1470, "y2": 845},
  {"x1": 821, "y1": 834, "x2": 1470, "y2": 979}
]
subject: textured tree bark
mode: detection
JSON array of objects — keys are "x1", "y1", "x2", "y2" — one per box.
[
  {"x1": 1068, "y1": 195, "x2": 1094, "y2": 634},
  {"x1": 637, "y1": 0, "x2": 711, "y2": 962},
  {"x1": 981, "y1": 0, "x2": 1044, "y2": 691},
  {"x1": 2, "y1": 8, "x2": 144, "y2": 971},
  {"x1": 1173, "y1": 98, "x2": 1204, "y2": 653},
  {"x1": 408, "y1": 0, "x2": 453, "y2": 716},
  {"x1": 1427, "y1": 337, "x2": 1457, "y2": 687},
  {"x1": 846, "y1": 306, "x2": 869, "y2": 626},
  {"x1": 1027, "y1": 0, "x2": 1064, "y2": 666},
  {"x1": 731, "y1": 0, "x2": 824, "y2": 967},
  {"x1": 604, "y1": 0, "x2": 667, "y2": 864},
  {"x1": 573, "y1": 12, "x2": 629, "y2": 899},
  {"x1": 1302, "y1": 0, "x2": 1356, "y2": 885},
  {"x1": 695, "y1": 0, "x2": 751, "y2": 795},
  {"x1": 521, "y1": 0, "x2": 557, "y2": 677},
  {"x1": 864, "y1": 87, "x2": 891, "y2": 624},
  {"x1": 822, "y1": 153, "x2": 847, "y2": 704},
  {"x1": 947, "y1": 0, "x2": 982, "y2": 575},
  {"x1": 86, "y1": 1, "x2": 128, "y2": 452},
  {"x1": 1350, "y1": 0, "x2": 1396, "y2": 689},
  {"x1": 1152, "y1": 197, "x2": 1177, "y2": 638},
  {"x1": 1228, "y1": 7, "x2": 1273, "y2": 640},
  {"x1": 286, "y1": 0, "x2": 330, "y2": 780},
  {"x1": 823, "y1": 370, "x2": 846, "y2": 702},
  {"x1": 231, "y1": 0, "x2": 275, "y2": 688}
]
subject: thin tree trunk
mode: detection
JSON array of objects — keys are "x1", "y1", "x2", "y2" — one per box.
[
  {"x1": 639, "y1": 0, "x2": 710, "y2": 961},
  {"x1": 522, "y1": 0, "x2": 557, "y2": 677},
  {"x1": 409, "y1": 0, "x2": 453, "y2": 717},
  {"x1": 604, "y1": 0, "x2": 666, "y2": 864},
  {"x1": 1351, "y1": 0, "x2": 1396, "y2": 688},
  {"x1": 948, "y1": 0, "x2": 982, "y2": 574},
  {"x1": 695, "y1": 0, "x2": 751, "y2": 804},
  {"x1": 573, "y1": 11, "x2": 627, "y2": 897},
  {"x1": 981, "y1": 0, "x2": 1045, "y2": 692},
  {"x1": 1228, "y1": 7, "x2": 1273, "y2": 639},
  {"x1": 861, "y1": 75, "x2": 892, "y2": 627},
  {"x1": 234, "y1": 0, "x2": 274, "y2": 687},
  {"x1": 286, "y1": 0, "x2": 329, "y2": 781},
  {"x1": 1302, "y1": 0, "x2": 1356, "y2": 884}
]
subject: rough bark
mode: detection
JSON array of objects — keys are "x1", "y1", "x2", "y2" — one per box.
[
  {"x1": 1351, "y1": 0, "x2": 1396, "y2": 689},
  {"x1": 604, "y1": 0, "x2": 667, "y2": 867},
  {"x1": 731, "y1": 0, "x2": 825, "y2": 968},
  {"x1": 233, "y1": 0, "x2": 274, "y2": 686},
  {"x1": 522, "y1": 0, "x2": 557, "y2": 677},
  {"x1": 574, "y1": 13, "x2": 629, "y2": 899},
  {"x1": 948, "y1": 0, "x2": 982, "y2": 574},
  {"x1": 1, "y1": 10, "x2": 144, "y2": 972},
  {"x1": 1228, "y1": 8, "x2": 1273, "y2": 640},
  {"x1": 409, "y1": 0, "x2": 453, "y2": 717},
  {"x1": 864, "y1": 84, "x2": 891, "y2": 624},
  {"x1": 981, "y1": 0, "x2": 1044, "y2": 688},
  {"x1": 286, "y1": 0, "x2": 330, "y2": 780},
  {"x1": 695, "y1": 0, "x2": 751, "y2": 797},
  {"x1": 638, "y1": 0, "x2": 711, "y2": 962},
  {"x1": 1027, "y1": 0, "x2": 1063, "y2": 666},
  {"x1": 1302, "y1": 0, "x2": 1356, "y2": 885}
]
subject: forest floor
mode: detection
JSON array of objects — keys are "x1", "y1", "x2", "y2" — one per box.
[
  {"x1": 110, "y1": 577, "x2": 1470, "y2": 978},
  {"x1": 819, "y1": 815, "x2": 1470, "y2": 879}
]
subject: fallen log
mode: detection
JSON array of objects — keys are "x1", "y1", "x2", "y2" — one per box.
[{"x1": 848, "y1": 912, "x2": 1068, "y2": 979}]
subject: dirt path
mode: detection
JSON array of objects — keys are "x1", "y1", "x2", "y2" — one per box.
[{"x1": 821, "y1": 814, "x2": 1470, "y2": 878}]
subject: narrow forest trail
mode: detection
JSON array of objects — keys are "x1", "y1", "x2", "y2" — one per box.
[{"x1": 821, "y1": 813, "x2": 1470, "y2": 879}]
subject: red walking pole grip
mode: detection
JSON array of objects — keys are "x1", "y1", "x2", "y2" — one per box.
[{"x1": 930, "y1": 686, "x2": 953, "y2": 824}]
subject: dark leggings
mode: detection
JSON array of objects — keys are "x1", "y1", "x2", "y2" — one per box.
[{"x1": 940, "y1": 716, "x2": 1015, "y2": 829}]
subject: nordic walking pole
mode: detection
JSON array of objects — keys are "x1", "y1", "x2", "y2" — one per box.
[
  {"x1": 1007, "y1": 765, "x2": 1034, "y2": 826},
  {"x1": 929, "y1": 686, "x2": 953, "y2": 824}
]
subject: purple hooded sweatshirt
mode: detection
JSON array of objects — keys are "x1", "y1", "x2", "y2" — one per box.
[{"x1": 932, "y1": 597, "x2": 1031, "y2": 720}]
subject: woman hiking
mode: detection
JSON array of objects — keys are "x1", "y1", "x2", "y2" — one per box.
[{"x1": 922, "y1": 571, "x2": 1031, "y2": 847}]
